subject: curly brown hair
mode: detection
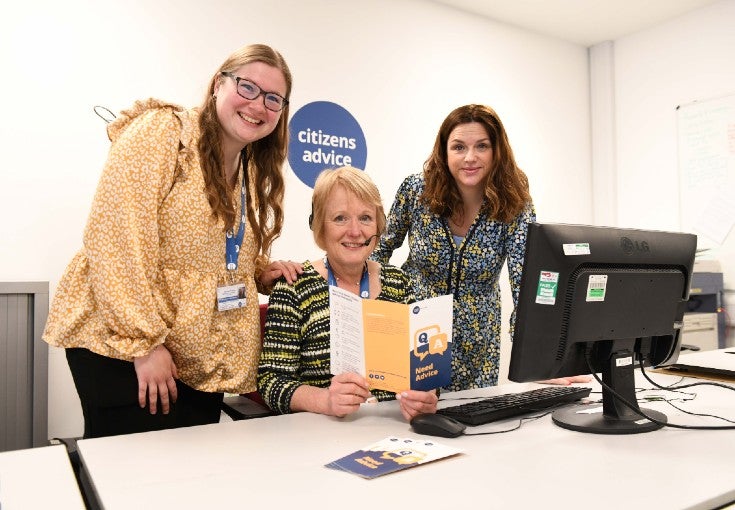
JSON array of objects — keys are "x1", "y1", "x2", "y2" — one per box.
[
  {"x1": 422, "y1": 104, "x2": 531, "y2": 223},
  {"x1": 197, "y1": 43, "x2": 292, "y2": 269}
]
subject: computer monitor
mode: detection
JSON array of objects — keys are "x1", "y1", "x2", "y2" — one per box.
[{"x1": 508, "y1": 222, "x2": 697, "y2": 434}]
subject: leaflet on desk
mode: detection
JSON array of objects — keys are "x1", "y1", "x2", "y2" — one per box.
[
  {"x1": 329, "y1": 286, "x2": 453, "y2": 392},
  {"x1": 326, "y1": 436, "x2": 462, "y2": 479}
]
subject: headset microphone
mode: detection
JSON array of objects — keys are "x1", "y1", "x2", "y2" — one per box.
[{"x1": 362, "y1": 234, "x2": 378, "y2": 246}]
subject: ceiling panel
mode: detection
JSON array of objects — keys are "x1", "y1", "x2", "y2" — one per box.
[{"x1": 428, "y1": 0, "x2": 720, "y2": 46}]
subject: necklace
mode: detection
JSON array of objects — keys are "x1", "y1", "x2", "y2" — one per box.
[{"x1": 324, "y1": 257, "x2": 370, "y2": 298}]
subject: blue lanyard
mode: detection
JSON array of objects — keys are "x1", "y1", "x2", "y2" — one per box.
[
  {"x1": 225, "y1": 178, "x2": 246, "y2": 271},
  {"x1": 324, "y1": 257, "x2": 370, "y2": 298}
]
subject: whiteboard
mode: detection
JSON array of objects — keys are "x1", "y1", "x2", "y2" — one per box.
[{"x1": 677, "y1": 94, "x2": 735, "y2": 251}]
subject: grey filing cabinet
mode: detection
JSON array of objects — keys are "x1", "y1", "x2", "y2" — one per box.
[{"x1": 1, "y1": 282, "x2": 49, "y2": 452}]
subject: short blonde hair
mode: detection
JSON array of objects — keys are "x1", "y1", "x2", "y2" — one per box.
[{"x1": 310, "y1": 166, "x2": 386, "y2": 251}]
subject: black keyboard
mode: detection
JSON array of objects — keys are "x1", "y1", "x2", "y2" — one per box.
[{"x1": 437, "y1": 386, "x2": 592, "y2": 426}]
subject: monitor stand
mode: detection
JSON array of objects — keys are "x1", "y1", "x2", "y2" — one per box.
[{"x1": 552, "y1": 349, "x2": 666, "y2": 434}]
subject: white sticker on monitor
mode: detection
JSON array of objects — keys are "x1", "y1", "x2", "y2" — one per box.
[
  {"x1": 535, "y1": 270, "x2": 559, "y2": 305},
  {"x1": 615, "y1": 355, "x2": 633, "y2": 367},
  {"x1": 586, "y1": 274, "x2": 608, "y2": 302},
  {"x1": 563, "y1": 243, "x2": 591, "y2": 255}
]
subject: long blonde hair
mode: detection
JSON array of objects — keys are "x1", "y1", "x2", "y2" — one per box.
[{"x1": 198, "y1": 43, "x2": 292, "y2": 268}]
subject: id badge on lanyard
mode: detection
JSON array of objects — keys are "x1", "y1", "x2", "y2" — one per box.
[{"x1": 217, "y1": 177, "x2": 247, "y2": 312}]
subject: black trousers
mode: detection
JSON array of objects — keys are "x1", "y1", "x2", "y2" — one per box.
[{"x1": 66, "y1": 348, "x2": 224, "y2": 438}]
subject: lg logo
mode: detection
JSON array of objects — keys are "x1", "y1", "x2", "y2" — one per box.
[{"x1": 620, "y1": 237, "x2": 650, "y2": 254}]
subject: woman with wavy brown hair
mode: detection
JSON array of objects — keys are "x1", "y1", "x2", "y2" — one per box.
[
  {"x1": 373, "y1": 104, "x2": 535, "y2": 391},
  {"x1": 44, "y1": 43, "x2": 301, "y2": 438}
]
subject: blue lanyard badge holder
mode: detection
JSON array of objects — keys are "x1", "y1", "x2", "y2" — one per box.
[
  {"x1": 325, "y1": 257, "x2": 370, "y2": 299},
  {"x1": 217, "y1": 182, "x2": 247, "y2": 312}
]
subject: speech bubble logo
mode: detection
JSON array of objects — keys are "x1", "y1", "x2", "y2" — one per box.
[
  {"x1": 380, "y1": 449, "x2": 427, "y2": 465},
  {"x1": 413, "y1": 325, "x2": 448, "y2": 360}
]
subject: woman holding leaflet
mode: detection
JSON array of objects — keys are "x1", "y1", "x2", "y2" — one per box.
[{"x1": 258, "y1": 166, "x2": 438, "y2": 421}]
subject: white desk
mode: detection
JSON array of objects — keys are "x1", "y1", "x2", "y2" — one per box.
[
  {"x1": 78, "y1": 374, "x2": 735, "y2": 510},
  {"x1": 0, "y1": 444, "x2": 86, "y2": 509}
]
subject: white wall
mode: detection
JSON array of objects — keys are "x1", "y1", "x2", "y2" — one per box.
[
  {"x1": 1, "y1": 0, "x2": 591, "y2": 438},
  {"x1": 612, "y1": 0, "x2": 735, "y2": 344},
  {"x1": 5, "y1": 0, "x2": 732, "y2": 441}
]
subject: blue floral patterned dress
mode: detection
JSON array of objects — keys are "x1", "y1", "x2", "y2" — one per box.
[{"x1": 372, "y1": 173, "x2": 536, "y2": 391}]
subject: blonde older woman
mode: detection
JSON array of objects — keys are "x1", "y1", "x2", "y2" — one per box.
[{"x1": 258, "y1": 166, "x2": 438, "y2": 421}]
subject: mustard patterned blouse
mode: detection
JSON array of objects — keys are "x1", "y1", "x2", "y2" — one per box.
[{"x1": 43, "y1": 99, "x2": 263, "y2": 394}]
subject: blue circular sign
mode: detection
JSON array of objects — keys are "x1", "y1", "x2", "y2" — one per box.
[{"x1": 288, "y1": 101, "x2": 367, "y2": 188}]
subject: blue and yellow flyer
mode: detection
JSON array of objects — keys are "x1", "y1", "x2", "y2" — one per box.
[
  {"x1": 326, "y1": 437, "x2": 462, "y2": 479},
  {"x1": 329, "y1": 287, "x2": 453, "y2": 392}
]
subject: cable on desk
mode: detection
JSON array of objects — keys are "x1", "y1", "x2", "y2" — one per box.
[
  {"x1": 637, "y1": 361, "x2": 735, "y2": 424},
  {"x1": 585, "y1": 350, "x2": 735, "y2": 431}
]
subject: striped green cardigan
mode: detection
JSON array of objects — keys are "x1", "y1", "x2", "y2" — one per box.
[{"x1": 257, "y1": 260, "x2": 414, "y2": 414}]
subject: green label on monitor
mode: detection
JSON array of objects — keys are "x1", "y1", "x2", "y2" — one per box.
[
  {"x1": 586, "y1": 274, "x2": 608, "y2": 301},
  {"x1": 536, "y1": 271, "x2": 559, "y2": 305}
]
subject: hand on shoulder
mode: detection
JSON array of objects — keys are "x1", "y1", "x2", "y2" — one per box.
[{"x1": 260, "y1": 259, "x2": 304, "y2": 287}]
